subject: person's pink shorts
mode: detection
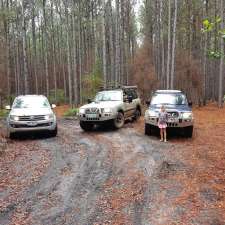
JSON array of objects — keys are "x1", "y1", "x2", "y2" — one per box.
[{"x1": 158, "y1": 123, "x2": 167, "y2": 129}]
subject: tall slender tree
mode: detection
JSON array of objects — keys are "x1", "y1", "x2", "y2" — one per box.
[
  {"x1": 166, "y1": 0, "x2": 171, "y2": 89},
  {"x1": 218, "y1": 0, "x2": 224, "y2": 107},
  {"x1": 170, "y1": 0, "x2": 178, "y2": 89},
  {"x1": 21, "y1": 0, "x2": 29, "y2": 94}
]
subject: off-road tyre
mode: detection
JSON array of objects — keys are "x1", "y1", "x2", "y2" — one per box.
[
  {"x1": 133, "y1": 108, "x2": 141, "y2": 121},
  {"x1": 185, "y1": 126, "x2": 193, "y2": 138},
  {"x1": 145, "y1": 123, "x2": 152, "y2": 136},
  {"x1": 113, "y1": 112, "x2": 125, "y2": 129},
  {"x1": 80, "y1": 121, "x2": 94, "y2": 131},
  {"x1": 50, "y1": 125, "x2": 58, "y2": 137},
  {"x1": 9, "y1": 132, "x2": 16, "y2": 139}
]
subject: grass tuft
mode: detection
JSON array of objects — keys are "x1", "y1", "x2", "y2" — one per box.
[{"x1": 63, "y1": 108, "x2": 79, "y2": 117}]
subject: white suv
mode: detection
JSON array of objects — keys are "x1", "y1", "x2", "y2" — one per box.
[
  {"x1": 6, "y1": 95, "x2": 57, "y2": 138},
  {"x1": 79, "y1": 86, "x2": 142, "y2": 131}
]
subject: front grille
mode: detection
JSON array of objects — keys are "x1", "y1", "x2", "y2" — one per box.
[
  {"x1": 86, "y1": 118, "x2": 100, "y2": 121},
  {"x1": 167, "y1": 123, "x2": 178, "y2": 127},
  {"x1": 149, "y1": 117, "x2": 157, "y2": 122},
  {"x1": 167, "y1": 112, "x2": 179, "y2": 118},
  {"x1": 18, "y1": 115, "x2": 46, "y2": 121},
  {"x1": 11, "y1": 123, "x2": 52, "y2": 128},
  {"x1": 85, "y1": 108, "x2": 99, "y2": 114}
]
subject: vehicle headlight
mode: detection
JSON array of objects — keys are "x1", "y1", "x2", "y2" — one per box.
[
  {"x1": 103, "y1": 108, "x2": 112, "y2": 113},
  {"x1": 10, "y1": 115, "x2": 19, "y2": 121},
  {"x1": 149, "y1": 110, "x2": 158, "y2": 117},
  {"x1": 182, "y1": 112, "x2": 193, "y2": 119},
  {"x1": 45, "y1": 114, "x2": 54, "y2": 120},
  {"x1": 79, "y1": 108, "x2": 85, "y2": 114}
]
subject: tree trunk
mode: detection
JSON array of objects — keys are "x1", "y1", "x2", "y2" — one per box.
[
  {"x1": 43, "y1": 0, "x2": 49, "y2": 97},
  {"x1": 64, "y1": 1, "x2": 72, "y2": 106},
  {"x1": 203, "y1": 0, "x2": 209, "y2": 105},
  {"x1": 102, "y1": 0, "x2": 107, "y2": 88},
  {"x1": 166, "y1": 0, "x2": 171, "y2": 89},
  {"x1": 51, "y1": 1, "x2": 57, "y2": 102},
  {"x1": 32, "y1": 3, "x2": 38, "y2": 94},
  {"x1": 108, "y1": 1, "x2": 115, "y2": 85},
  {"x1": 160, "y1": 0, "x2": 165, "y2": 87},
  {"x1": 72, "y1": 11, "x2": 78, "y2": 106},
  {"x1": 115, "y1": 0, "x2": 121, "y2": 86},
  {"x1": 170, "y1": 0, "x2": 178, "y2": 89},
  {"x1": 21, "y1": 0, "x2": 29, "y2": 94},
  {"x1": 218, "y1": 0, "x2": 224, "y2": 107}
]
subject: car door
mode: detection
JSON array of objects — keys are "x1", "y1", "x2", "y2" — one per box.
[
  {"x1": 130, "y1": 89, "x2": 139, "y2": 110},
  {"x1": 123, "y1": 89, "x2": 135, "y2": 118}
]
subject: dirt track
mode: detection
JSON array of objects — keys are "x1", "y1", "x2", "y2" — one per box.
[{"x1": 1, "y1": 104, "x2": 225, "y2": 225}]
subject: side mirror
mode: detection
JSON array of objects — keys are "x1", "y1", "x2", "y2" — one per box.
[
  {"x1": 5, "y1": 105, "x2": 11, "y2": 110},
  {"x1": 52, "y1": 104, "x2": 56, "y2": 109},
  {"x1": 188, "y1": 101, "x2": 193, "y2": 107},
  {"x1": 87, "y1": 99, "x2": 92, "y2": 104},
  {"x1": 146, "y1": 101, "x2": 150, "y2": 105}
]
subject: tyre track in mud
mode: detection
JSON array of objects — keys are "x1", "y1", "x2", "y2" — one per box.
[
  {"x1": 1, "y1": 119, "x2": 174, "y2": 225},
  {"x1": 15, "y1": 120, "x2": 116, "y2": 225},
  {"x1": 54, "y1": 120, "x2": 178, "y2": 225},
  {"x1": 2, "y1": 118, "x2": 224, "y2": 225},
  {"x1": 91, "y1": 125, "x2": 174, "y2": 225}
]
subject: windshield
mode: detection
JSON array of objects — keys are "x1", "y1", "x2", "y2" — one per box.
[
  {"x1": 12, "y1": 97, "x2": 50, "y2": 109},
  {"x1": 95, "y1": 91, "x2": 122, "y2": 102},
  {"x1": 151, "y1": 93, "x2": 188, "y2": 106}
]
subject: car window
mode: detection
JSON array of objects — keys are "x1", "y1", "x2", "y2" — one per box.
[
  {"x1": 131, "y1": 90, "x2": 138, "y2": 99},
  {"x1": 151, "y1": 93, "x2": 188, "y2": 105},
  {"x1": 13, "y1": 97, "x2": 50, "y2": 109},
  {"x1": 95, "y1": 91, "x2": 122, "y2": 101},
  {"x1": 124, "y1": 89, "x2": 138, "y2": 99}
]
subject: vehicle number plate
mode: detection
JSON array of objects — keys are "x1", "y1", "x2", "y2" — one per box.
[
  {"x1": 27, "y1": 122, "x2": 38, "y2": 126},
  {"x1": 86, "y1": 114, "x2": 98, "y2": 119},
  {"x1": 168, "y1": 118, "x2": 176, "y2": 123}
]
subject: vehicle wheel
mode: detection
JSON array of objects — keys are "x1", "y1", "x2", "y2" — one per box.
[
  {"x1": 50, "y1": 125, "x2": 58, "y2": 137},
  {"x1": 145, "y1": 123, "x2": 152, "y2": 136},
  {"x1": 80, "y1": 121, "x2": 94, "y2": 131},
  {"x1": 133, "y1": 108, "x2": 141, "y2": 121},
  {"x1": 113, "y1": 112, "x2": 125, "y2": 129},
  {"x1": 185, "y1": 126, "x2": 193, "y2": 138},
  {"x1": 9, "y1": 132, "x2": 16, "y2": 139}
]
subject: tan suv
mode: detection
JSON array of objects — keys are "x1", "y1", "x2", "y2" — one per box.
[{"x1": 79, "y1": 86, "x2": 142, "y2": 131}]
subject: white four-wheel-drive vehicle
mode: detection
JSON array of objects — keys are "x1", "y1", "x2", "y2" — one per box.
[
  {"x1": 6, "y1": 95, "x2": 57, "y2": 138},
  {"x1": 145, "y1": 90, "x2": 194, "y2": 137},
  {"x1": 79, "y1": 86, "x2": 142, "y2": 131}
]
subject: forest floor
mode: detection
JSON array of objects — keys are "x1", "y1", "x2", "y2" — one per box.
[{"x1": 0, "y1": 103, "x2": 225, "y2": 225}]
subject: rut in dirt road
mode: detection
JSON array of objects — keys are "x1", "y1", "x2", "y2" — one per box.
[
  {"x1": 1, "y1": 119, "x2": 224, "y2": 225},
  {"x1": 14, "y1": 122, "x2": 116, "y2": 225},
  {"x1": 0, "y1": 119, "x2": 169, "y2": 225}
]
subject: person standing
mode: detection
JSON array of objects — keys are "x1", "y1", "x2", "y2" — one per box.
[{"x1": 158, "y1": 105, "x2": 168, "y2": 142}]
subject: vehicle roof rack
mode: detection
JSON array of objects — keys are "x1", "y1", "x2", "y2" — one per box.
[
  {"x1": 99, "y1": 85, "x2": 138, "y2": 91},
  {"x1": 156, "y1": 90, "x2": 182, "y2": 93},
  {"x1": 122, "y1": 86, "x2": 138, "y2": 89},
  {"x1": 17, "y1": 95, "x2": 46, "y2": 98},
  {"x1": 99, "y1": 85, "x2": 122, "y2": 91}
]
